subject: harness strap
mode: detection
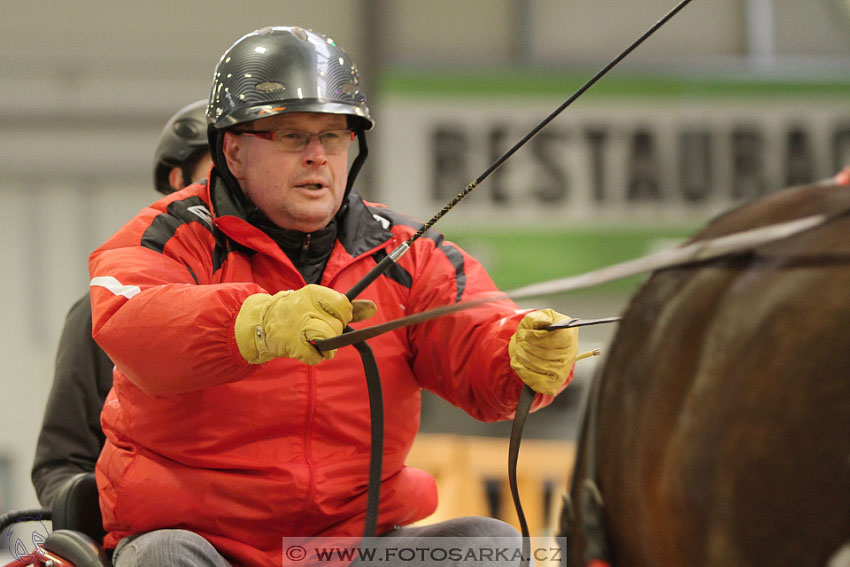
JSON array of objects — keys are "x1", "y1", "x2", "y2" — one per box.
[
  {"x1": 508, "y1": 385, "x2": 536, "y2": 567},
  {"x1": 577, "y1": 363, "x2": 613, "y2": 565},
  {"x1": 508, "y1": 317, "x2": 621, "y2": 567},
  {"x1": 350, "y1": 332, "x2": 383, "y2": 539},
  {"x1": 317, "y1": 212, "x2": 836, "y2": 354}
]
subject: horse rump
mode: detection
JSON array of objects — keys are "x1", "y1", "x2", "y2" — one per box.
[{"x1": 564, "y1": 180, "x2": 850, "y2": 567}]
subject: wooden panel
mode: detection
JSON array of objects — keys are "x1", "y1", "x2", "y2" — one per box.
[{"x1": 406, "y1": 433, "x2": 576, "y2": 538}]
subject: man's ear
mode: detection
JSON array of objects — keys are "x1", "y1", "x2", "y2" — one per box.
[
  {"x1": 222, "y1": 131, "x2": 245, "y2": 179},
  {"x1": 168, "y1": 167, "x2": 185, "y2": 191}
]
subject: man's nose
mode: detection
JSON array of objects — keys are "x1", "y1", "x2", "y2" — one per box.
[{"x1": 302, "y1": 135, "x2": 328, "y2": 164}]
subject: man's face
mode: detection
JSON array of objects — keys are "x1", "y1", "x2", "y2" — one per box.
[{"x1": 222, "y1": 111, "x2": 350, "y2": 232}]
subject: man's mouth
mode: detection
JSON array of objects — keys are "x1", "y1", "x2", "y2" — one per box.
[{"x1": 297, "y1": 183, "x2": 325, "y2": 190}]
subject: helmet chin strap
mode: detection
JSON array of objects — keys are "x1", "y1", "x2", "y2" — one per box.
[{"x1": 345, "y1": 130, "x2": 369, "y2": 198}]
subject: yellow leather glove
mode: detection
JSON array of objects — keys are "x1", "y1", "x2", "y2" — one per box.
[
  {"x1": 234, "y1": 284, "x2": 376, "y2": 365},
  {"x1": 508, "y1": 309, "x2": 578, "y2": 396}
]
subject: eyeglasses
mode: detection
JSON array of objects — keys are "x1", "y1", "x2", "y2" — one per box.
[{"x1": 234, "y1": 128, "x2": 355, "y2": 154}]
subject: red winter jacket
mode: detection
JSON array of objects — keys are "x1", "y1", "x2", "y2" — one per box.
[{"x1": 88, "y1": 175, "x2": 567, "y2": 566}]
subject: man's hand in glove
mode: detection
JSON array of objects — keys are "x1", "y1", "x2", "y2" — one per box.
[
  {"x1": 508, "y1": 308, "x2": 578, "y2": 396},
  {"x1": 235, "y1": 284, "x2": 377, "y2": 365}
]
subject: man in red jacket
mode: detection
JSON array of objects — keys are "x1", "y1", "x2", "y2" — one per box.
[{"x1": 89, "y1": 26, "x2": 578, "y2": 567}]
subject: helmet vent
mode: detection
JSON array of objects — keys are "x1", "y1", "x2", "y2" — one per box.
[
  {"x1": 291, "y1": 27, "x2": 309, "y2": 41},
  {"x1": 173, "y1": 119, "x2": 200, "y2": 139},
  {"x1": 256, "y1": 81, "x2": 286, "y2": 93}
]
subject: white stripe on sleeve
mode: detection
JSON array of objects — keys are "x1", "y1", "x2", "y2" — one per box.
[{"x1": 90, "y1": 276, "x2": 141, "y2": 299}]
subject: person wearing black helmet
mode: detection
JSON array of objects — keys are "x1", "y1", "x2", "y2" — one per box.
[
  {"x1": 153, "y1": 99, "x2": 213, "y2": 195},
  {"x1": 31, "y1": 100, "x2": 212, "y2": 509},
  {"x1": 89, "y1": 27, "x2": 578, "y2": 567}
]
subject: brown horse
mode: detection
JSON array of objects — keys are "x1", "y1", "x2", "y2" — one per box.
[{"x1": 562, "y1": 179, "x2": 850, "y2": 566}]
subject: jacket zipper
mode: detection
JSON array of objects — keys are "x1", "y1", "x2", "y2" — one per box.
[{"x1": 297, "y1": 365, "x2": 318, "y2": 534}]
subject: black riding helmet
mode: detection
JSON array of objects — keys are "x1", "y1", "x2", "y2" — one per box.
[
  {"x1": 153, "y1": 99, "x2": 209, "y2": 195},
  {"x1": 206, "y1": 26, "x2": 373, "y2": 215}
]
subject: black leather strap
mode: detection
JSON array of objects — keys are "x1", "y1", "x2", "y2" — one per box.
[
  {"x1": 508, "y1": 385, "x2": 536, "y2": 567},
  {"x1": 351, "y1": 333, "x2": 383, "y2": 538},
  {"x1": 508, "y1": 316, "x2": 621, "y2": 566}
]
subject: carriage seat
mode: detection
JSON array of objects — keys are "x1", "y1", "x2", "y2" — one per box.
[
  {"x1": 42, "y1": 472, "x2": 110, "y2": 567},
  {"x1": 51, "y1": 472, "x2": 105, "y2": 542}
]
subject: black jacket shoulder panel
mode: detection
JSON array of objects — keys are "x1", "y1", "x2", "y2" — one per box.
[
  {"x1": 140, "y1": 196, "x2": 215, "y2": 254},
  {"x1": 337, "y1": 193, "x2": 395, "y2": 257}
]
